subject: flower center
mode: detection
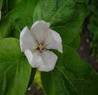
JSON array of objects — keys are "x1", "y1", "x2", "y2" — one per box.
[{"x1": 36, "y1": 43, "x2": 45, "y2": 53}]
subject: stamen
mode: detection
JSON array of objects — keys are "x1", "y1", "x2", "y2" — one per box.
[{"x1": 36, "y1": 43, "x2": 45, "y2": 53}]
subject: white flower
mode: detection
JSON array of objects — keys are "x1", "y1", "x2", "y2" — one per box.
[{"x1": 20, "y1": 20, "x2": 63, "y2": 72}]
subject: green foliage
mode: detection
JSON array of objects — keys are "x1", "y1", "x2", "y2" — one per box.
[
  {"x1": 41, "y1": 45, "x2": 98, "y2": 95},
  {"x1": 0, "y1": 38, "x2": 31, "y2": 95},
  {"x1": 0, "y1": 0, "x2": 98, "y2": 95},
  {"x1": 89, "y1": 0, "x2": 98, "y2": 58},
  {"x1": 33, "y1": 0, "x2": 88, "y2": 48},
  {"x1": 0, "y1": 0, "x2": 3, "y2": 9},
  {"x1": 34, "y1": 0, "x2": 98, "y2": 95},
  {"x1": 0, "y1": 0, "x2": 39, "y2": 38}
]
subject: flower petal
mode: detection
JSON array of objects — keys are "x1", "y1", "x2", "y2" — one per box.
[
  {"x1": 45, "y1": 29, "x2": 63, "y2": 53},
  {"x1": 38, "y1": 50, "x2": 58, "y2": 72},
  {"x1": 24, "y1": 49, "x2": 43, "y2": 68},
  {"x1": 20, "y1": 26, "x2": 37, "y2": 52},
  {"x1": 31, "y1": 20, "x2": 50, "y2": 43}
]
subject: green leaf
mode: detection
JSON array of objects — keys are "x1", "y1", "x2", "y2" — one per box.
[
  {"x1": 89, "y1": 0, "x2": 98, "y2": 57},
  {"x1": 0, "y1": 0, "x2": 39, "y2": 38},
  {"x1": 41, "y1": 45, "x2": 98, "y2": 95},
  {"x1": 33, "y1": 0, "x2": 88, "y2": 47},
  {"x1": 0, "y1": 0, "x2": 3, "y2": 9},
  {"x1": 0, "y1": 38, "x2": 31, "y2": 95},
  {"x1": 90, "y1": 0, "x2": 98, "y2": 39}
]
